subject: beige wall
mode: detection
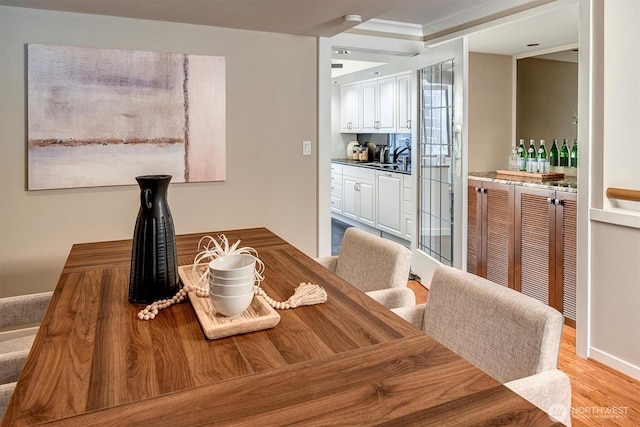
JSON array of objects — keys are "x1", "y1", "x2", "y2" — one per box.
[
  {"x1": 468, "y1": 53, "x2": 513, "y2": 172},
  {"x1": 0, "y1": 6, "x2": 318, "y2": 297},
  {"x1": 517, "y1": 57, "x2": 578, "y2": 145}
]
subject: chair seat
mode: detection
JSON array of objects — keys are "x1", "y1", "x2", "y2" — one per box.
[{"x1": 0, "y1": 335, "x2": 35, "y2": 355}]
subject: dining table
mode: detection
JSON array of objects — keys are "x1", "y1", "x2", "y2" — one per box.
[{"x1": 2, "y1": 227, "x2": 560, "y2": 426}]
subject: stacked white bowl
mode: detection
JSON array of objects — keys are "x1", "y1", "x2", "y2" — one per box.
[{"x1": 208, "y1": 254, "x2": 256, "y2": 316}]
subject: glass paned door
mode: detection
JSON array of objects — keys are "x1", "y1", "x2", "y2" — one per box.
[
  {"x1": 418, "y1": 60, "x2": 455, "y2": 266},
  {"x1": 409, "y1": 37, "x2": 465, "y2": 283}
]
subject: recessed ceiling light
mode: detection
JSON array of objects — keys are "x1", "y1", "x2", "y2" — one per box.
[{"x1": 526, "y1": 43, "x2": 540, "y2": 47}]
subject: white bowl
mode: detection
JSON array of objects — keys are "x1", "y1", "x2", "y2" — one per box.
[
  {"x1": 210, "y1": 289, "x2": 254, "y2": 316},
  {"x1": 209, "y1": 279, "x2": 255, "y2": 297},
  {"x1": 209, "y1": 273, "x2": 255, "y2": 286},
  {"x1": 208, "y1": 254, "x2": 256, "y2": 279}
]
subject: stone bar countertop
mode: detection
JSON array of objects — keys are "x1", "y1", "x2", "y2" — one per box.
[{"x1": 469, "y1": 171, "x2": 577, "y2": 193}]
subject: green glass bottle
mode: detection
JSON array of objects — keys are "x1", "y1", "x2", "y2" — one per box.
[
  {"x1": 559, "y1": 139, "x2": 569, "y2": 167},
  {"x1": 549, "y1": 139, "x2": 559, "y2": 167},
  {"x1": 517, "y1": 139, "x2": 527, "y2": 171},
  {"x1": 527, "y1": 139, "x2": 537, "y2": 173},
  {"x1": 570, "y1": 139, "x2": 578, "y2": 168},
  {"x1": 537, "y1": 139, "x2": 548, "y2": 173}
]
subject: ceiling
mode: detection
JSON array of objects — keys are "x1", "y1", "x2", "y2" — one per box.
[
  {"x1": 1, "y1": 0, "x2": 579, "y2": 82},
  {"x1": 1, "y1": 0, "x2": 574, "y2": 41}
]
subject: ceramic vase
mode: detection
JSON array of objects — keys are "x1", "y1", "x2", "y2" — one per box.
[{"x1": 128, "y1": 175, "x2": 179, "y2": 304}]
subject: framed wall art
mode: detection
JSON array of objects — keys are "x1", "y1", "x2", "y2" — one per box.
[{"x1": 27, "y1": 44, "x2": 226, "y2": 190}]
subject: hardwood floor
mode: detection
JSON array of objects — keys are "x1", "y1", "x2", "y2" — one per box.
[{"x1": 407, "y1": 281, "x2": 640, "y2": 427}]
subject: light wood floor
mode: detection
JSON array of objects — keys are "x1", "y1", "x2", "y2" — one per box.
[{"x1": 407, "y1": 281, "x2": 640, "y2": 426}]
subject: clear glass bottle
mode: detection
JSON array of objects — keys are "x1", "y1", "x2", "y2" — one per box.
[
  {"x1": 527, "y1": 139, "x2": 537, "y2": 173},
  {"x1": 559, "y1": 139, "x2": 569, "y2": 167},
  {"x1": 570, "y1": 139, "x2": 578, "y2": 168},
  {"x1": 517, "y1": 139, "x2": 527, "y2": 171},
  {"x1": 509, "y1": 146, "x2": 519, "y2": 171},
  {"x1": 537, "y1": 139, "x2": 548, "y2": 174},
  {"x1": 549, "y1": 139, "x2": 559, "y2": 167}
]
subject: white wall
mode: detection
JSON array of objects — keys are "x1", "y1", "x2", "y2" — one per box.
[
  {"x1": 587, "y1": 0, "x2": 640, "y2": 379},
  {"x1": 0, "y1": 6, "x2": 318, "y2": 297}
]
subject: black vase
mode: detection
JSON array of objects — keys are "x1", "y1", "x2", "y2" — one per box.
[{"x1": 129, "y1": 175, "x2": 179, "y2": 305}]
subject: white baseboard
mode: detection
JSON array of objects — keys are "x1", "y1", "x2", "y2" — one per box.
[{"x1": 589, "y1": 346, "x2": 640, "y2": 381}]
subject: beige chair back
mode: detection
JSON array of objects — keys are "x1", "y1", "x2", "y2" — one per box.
[
  {"x1": 423, "y1": 266, "x2": 563, "y2": 384},
  {"x1": 335, "y1": 227, "x2": 411, "y2": 293}
]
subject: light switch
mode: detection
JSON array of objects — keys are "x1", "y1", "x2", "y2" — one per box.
[{"x1": 303, "y1": 140, "x2": 312, "y2": 156}]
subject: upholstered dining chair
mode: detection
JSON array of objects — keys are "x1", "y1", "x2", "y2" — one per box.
[
  {"x1": 0, "y1": 291, "x2": 53, "y2": 419},
  {"x1": 391, "y1": 265, "x2": 572, "y2": 426},
  {"x1": 315, "y1": 227, "x2": 414, "y2": 308}
]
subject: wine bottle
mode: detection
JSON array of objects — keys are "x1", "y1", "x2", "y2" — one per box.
[
  {"x1": 527, "y1": 139, "x2": 537, "y2": 173},
  {"x1": 537, "y1": 139, "x2": 548, "y2": 174},
  {"x1": 517, "y1": 139, "x2": 527, "y2": 171},
  {"x1": 549, "y1": 139, "x2": 559, "y2": 167},
  {"x1": 559, "y1": 139, "x2": 569, "y2": 167},
  {"x1": 570, "y1": 139, "x2": 578, "y2": 168}
]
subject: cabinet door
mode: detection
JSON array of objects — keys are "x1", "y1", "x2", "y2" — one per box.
[
  {"x1": 467, "y1": 179, "x2": 514, "y2": 288},
  {"x1": 377, "y1": 77, "x2": 396, "y2": 132},
  {"x1": 397, "y1": 73, "x2": 411, "y2": 132},
  {"x1": 340, "y1": 84, "x2": 361, "y2": 132},
  {"x1": 555, "y1": 192, "x2": 577, "y2": 325},
  {"x1": 467, "y1": 180, "x2": 483, "y2": 276},
  {"x1": 358, "y1": 179, "x2": 376, "y2": 227},
  {"x1": 377, "y1": 172, "x2": 403, "y2": 235},
  {"x1": 514, "y1": 186, "x2": 555, "y2": 306},
  {"x1": 342, "y1": 177, "x2": 358, "y2": 220},
  {"x1": 483, "y1": 181, "x2": 515, "y2": 287},
  {"x1": 361, "y1": 81, "x2": 377, "y2": 132}
]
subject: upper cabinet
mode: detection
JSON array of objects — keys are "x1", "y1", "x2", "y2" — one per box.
[
  {"x1": 362, "y1": 76, "x2": 396, "y2": 133},
  {"x1": 396, "y1": 73, "x2": 412, "y2": 133},
  {"x1": 340, "y1": 83, "x2": 362, "y2": 133},
  {"x1": 340, "y1": 72, "x2": 411, "y2": 134}
]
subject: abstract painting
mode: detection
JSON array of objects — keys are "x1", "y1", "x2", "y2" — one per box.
[{"x1": 27, "y1": 44, "x2": 226, "y2": 190}]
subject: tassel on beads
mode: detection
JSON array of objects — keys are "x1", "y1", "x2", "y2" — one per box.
[{"x1": 255, "y1": 283, "x2": 327, "y2": 310}]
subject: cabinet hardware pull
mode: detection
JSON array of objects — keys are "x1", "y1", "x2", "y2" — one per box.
[
  {"x1": 407, "y1": 119, "x2": 411, "y2": 129},
  {"x1": 547, "y1": 197, "x2": 554, "y2": 204}
]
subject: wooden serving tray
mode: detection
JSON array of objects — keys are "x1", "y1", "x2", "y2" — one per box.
[
  {"x1": 496, "y1": 169, "x2": 564, "y2": 181},
  {"x1": 178, "y1": 265, "x2": 280, "y2": 340}
]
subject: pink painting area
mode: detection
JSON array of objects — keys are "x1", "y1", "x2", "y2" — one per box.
[{"x1": 27, "y1": 44, "x2": 226, "y2": 190}]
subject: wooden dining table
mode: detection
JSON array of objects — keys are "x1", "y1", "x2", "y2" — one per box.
[{"x1": 2, "y1": 227, "x2": 559, "y2": 426}]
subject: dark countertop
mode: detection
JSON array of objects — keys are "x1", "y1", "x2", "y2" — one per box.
[
  {"x1": 331, "y1": 158, "x2": 411, "y2": 175},
  {"x1": 469, "y1": 171, "x2": 577, "y2": 193}
]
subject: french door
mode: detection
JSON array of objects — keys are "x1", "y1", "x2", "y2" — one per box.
[{"x1": 410, "y1": 38, "x2": 468, "y2": 284}]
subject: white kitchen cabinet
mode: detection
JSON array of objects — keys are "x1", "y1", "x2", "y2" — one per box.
[
  {"x1": 376, "y1": 171, "x2": 403, "y2": 236},
  {"x1": 403, "y1": 174, "x2": 413, "y2": 240},
  {"x1": 342, "y1": 165, "x2": 376, "y2": 227},
  {"x1": 361, "y1": 76, "x2": 396, "y2": 133},
  {"x1": 331, "y1": 163, "x2": 343, "y2": 214},
  {"x1": 340, "y1": 83, "x2": 361, "y2": 133},
  {"x1": 396, "y1": 73, "x2": 412, "y2": 133}
]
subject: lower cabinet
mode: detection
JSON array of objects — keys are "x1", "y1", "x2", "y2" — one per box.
[
  {"x1": 342, "y1": 166, "x2": 375, "y2": 227},
  {"x1": 467, "y1": 179, "x2": 577, "y2": 325},
  {"x1": 376, "y1": 171, "x2": 403, "y2": 236},
  {"x1": 467, "y1": 179, "x2": 514, "y2": 288},
  {"x1": 514, "y1": 186, "x2": 577, "y2": 325}
]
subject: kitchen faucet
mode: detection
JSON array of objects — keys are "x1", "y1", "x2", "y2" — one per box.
[{"x1": 392, "y1": 145, "x2": 411, "y2": 163}]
